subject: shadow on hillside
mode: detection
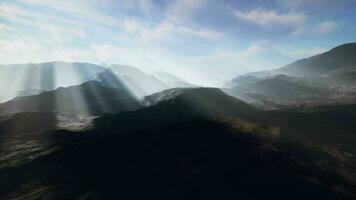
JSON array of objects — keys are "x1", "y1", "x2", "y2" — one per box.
[{"x1": 2, "y1": 120, "x2": 341, "y2": 200}]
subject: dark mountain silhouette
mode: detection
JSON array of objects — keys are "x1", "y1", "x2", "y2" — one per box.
[
  {"x1": 227, "y1": 43, "x2": 356, "y2": 107},
  {"x1": 94, "y1": 87, "x2": 259, "y2": 133},
  {"x1": 0, "y1": 62, "x2": 106, "y2": 102},
  {"x1": 262, "y1": 103, "x2": 356, "y2": 153},
  {"x1": 0, "y1": 81, "x2": 141, "y2": 116}
]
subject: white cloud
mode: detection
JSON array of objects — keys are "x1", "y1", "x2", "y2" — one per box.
[
  {"x1": 121, "y1": 18, "x2": 222, "y2": 45},
  {"x1": 279, "y1": 0, "x2": 313, "y2": 9},
  {"x1": 121, "y1": 0, "x2": 157, "y2": 15},
  {"x1": 120, "y1": 0, "x2": 220, "y2": 44},
  {"x1": 0, "y1": 37, "x2": 91, "y2": 64},
  {"x1": 233, "y1": 8, "x2": 306, "y2": 32},
  {"x1": 167, "y1": 0, "x2": 206, "y2": 23},
  {"x1": 0, "y1": 3, "x2": 89, "y2": 37},
  {"x1": 177, "y1": 26, "x2": 221, "y2": 40},
  {"x1": 18, "y1": 0, "x2": 121, "y2": 28},
  {"x1": 312, "y1": 21, "x2": 337, "y2": 35},
  {"x1": 0, "y1": 23, "x2": 16, "y2": 32}
]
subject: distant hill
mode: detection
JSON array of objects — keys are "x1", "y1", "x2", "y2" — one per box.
[
  {"x1": 0, "y1": 62, "x2": 196, "y2": 102},
  {"x1": 247, "y1": 42, "x2": 356, "y2": 78},
  {"x1": 93, "y1": 65, "x2": 169, "y2": 98},
  {"x1": 91, "y1": 65, "x2": 196, "y2": 98},
  {"x1": 227, "y1": 43, "x2": 356, "y2": 107},
  {"x1": 226, "y1": 74, "x2": 344, "y2": 107},
  {"x1": 0, "y1": 81, "x2": 142, "y2": 116},
  {"x1": 0, "y1": 62, "x2": 106, "y2": 102}
]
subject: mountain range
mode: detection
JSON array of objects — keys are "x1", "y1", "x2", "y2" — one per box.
[
  {"x1": 0, "y1": 62, "x2": 105, "y2": 102},
  {"x1": 1, "y1": 42, "x2": 356, "y2": 199},
  {"x1": 0, "y1": 81, "x2": 142, "y2": 117},
  {"x1": 1, "y1": 86, "x2": 356, "y2": 199},
  {"x1": 226, "y1": 42, "x2": 356, "y2": 108},
  {"x1": 0, "y1": 62, "x2": 192, "y2": 103}
]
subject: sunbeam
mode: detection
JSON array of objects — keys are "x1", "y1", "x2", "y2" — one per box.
[{"x1": 1, "y1": 1, "x2": 356, "y2": 199}]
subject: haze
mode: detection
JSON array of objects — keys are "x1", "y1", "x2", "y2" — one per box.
[{"x1": 1, "y1": 0, "x2": 356, "y2": 85}]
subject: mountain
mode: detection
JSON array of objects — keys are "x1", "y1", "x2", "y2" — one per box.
[
  {"x1": 262, "y1": 103, "x2": 356, "y2": 152},
  {"x1": 226, "y1": 74, "x2": 346, "y2": 107},
  {"x1": 2, "y1": 88, "x2": 356, "y2": 199},
  {"x1": 0, "y1": 62, "x2": 196, "y2": 102},
  {"x1": 2, "y1": 43, "x2": 356, "y2": 199},
  {"x1": 227, "y1": 43, "x2": 356, "y2": 107},
  {"x1": 0, "y1": 62, "x2": 106, "y2": 102},
  {"x1": 142, "y1": 87, "x2": 257, "y2": 116},
  {"x1": 93, "y1": 65, "x2": 169, "y2": 98},
  {"x1": 0, "y1": 81, "x2": 141, "y2": 116},
  {"x1": 95, "y1": 87, "x2": 259, "y2": 133},
  {"x1": 248, "y1": 42, "x2": 356, "y2": 78}
]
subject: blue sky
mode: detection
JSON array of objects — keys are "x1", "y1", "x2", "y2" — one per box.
[{"x1": 0, "y1": 0, "x2": 356, "y2": 85}]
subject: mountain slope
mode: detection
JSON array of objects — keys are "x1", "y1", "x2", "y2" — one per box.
[
  {"x1": 1, "y1": 88, "x2": 356, "y2": 199},
  {"x1": 94, "y1": 65, "x2": 169, "y2": 98},
  {"x1": 142, "y1": 87, "x2": 256, "y2": 115},
  {"x1": 226, "y1": 74, "x2": 343, "y2": 107},
  {"x1": 0, "y1": 62, "x2": 106, "y2": 102},
  {"x1": 95, "y1": 87, "x2": 259, "y2": 133},
  {"x1": 227, "y1": 43, "x2": 356, "y2": 107},
  {"x1": 3, "y1": 118, "x2": 355, "y2": 200},
  {"x1": 0, "y1": 81, "x2": 141, "y2": 116},
  {"x1": 248, "y1": 42, "x2": 356, "y2": 78}
]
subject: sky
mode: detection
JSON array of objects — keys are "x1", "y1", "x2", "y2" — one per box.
[{"x1": 0, "y1": 0, "x2": 356, "y2": 86}]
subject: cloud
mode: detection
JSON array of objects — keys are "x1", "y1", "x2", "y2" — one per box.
[
  {"x1": 121, "y1": 0, "x2": 158, "y2": 15},
  {"x1": 0, "y1": 23, "x2": 16, "y2": 32},
  {"x1": 19, "y1": 0, "x2": 121, "y2": 28},
  {"x1": 0, "y1": 37, "x2": 92, "y2": 64},
  {"x1": 182, "y1": 41, "x2": 330, "y2": 85},
  {"x1": 279, "y1": 0, "x2": 316, "y2": 9},
  {"x1": 280, "y1": 0, "x2": 350, "y2": 11},
  {"x1": 121, "y1": 18, "x2": 222, "y2": 46},
  {"x1": 167, "y1": 0, "x2": 206, "y2": 22},
  {"x1": 233, "y1": 8, "x2": 306, "y2": 32},
  {"x1": 312, "y1": 21, "x2": 337, "y2": 35},
  {"x1": 177, "y1": 26, "x2": 222, "y2": 40}
]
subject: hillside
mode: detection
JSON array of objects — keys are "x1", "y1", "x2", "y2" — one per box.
[
  {"x1": 95, "y1": 87, "x2": 259, "y2": 133},
  {"x1": 248, "y1": 42, "x2": 356, "y2": 78},
  {"x1": 0, "y1": 62, "x2": 106, "y2": 102},
  {"x1": 1, "y1": 89, "x2": 356, "y2": 199},
  {"x1": 0, "y1": 81, "x2": 142, "y2": 116},
  {"x1": 227, "y1": 43, "x2": 356, "y2": 107},
  {"x1": 93, "y1": 65, "x2": 169, "y2": 98}
]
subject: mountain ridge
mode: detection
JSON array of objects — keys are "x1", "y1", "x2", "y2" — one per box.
[
  {"x1": 0, "y1": 81, "x2": 142, "y2": 117},
  {"x1": 227, "y1": 42, "x2": 356, "y2": 108}
]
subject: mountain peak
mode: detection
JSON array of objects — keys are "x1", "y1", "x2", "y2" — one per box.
[
  {"x1": 143, "y1": 87, "x2": 228, "y2": 106},
  {"x1": 141, "y1": 87, "x2": 258, "y2": 119}
]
